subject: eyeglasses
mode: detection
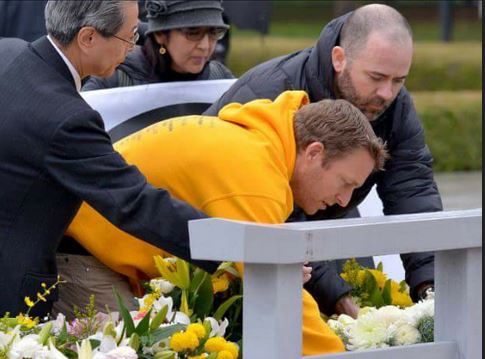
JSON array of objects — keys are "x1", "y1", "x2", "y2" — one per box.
[
  {"x1": 178, "y1": 27, "x2": 227, "y2": 42},
  {"x1": 113, "y1": 31, "x2": 140, "y2": 48}
]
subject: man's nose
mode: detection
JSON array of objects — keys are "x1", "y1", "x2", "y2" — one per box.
[
  {"x1": 376, "y1": 81, "x2": 393, "y2": 101},
  {"x1": 336, "y1": 189, "x2": 353, "y2": 207}
]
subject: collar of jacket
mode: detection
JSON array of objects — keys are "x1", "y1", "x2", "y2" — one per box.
[
  {"x1": 31, "y1": 36, "x2": 77, "y2": 91},
  {"x1": 304, "y1": 12, "x2": 351, "y2": 102}
]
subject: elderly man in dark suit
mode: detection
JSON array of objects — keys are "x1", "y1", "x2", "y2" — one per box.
[{"x1": 0, "y1": 0, "x2": 217, "y2": 318}]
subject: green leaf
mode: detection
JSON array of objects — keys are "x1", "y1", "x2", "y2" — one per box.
[
  {"x1": 153, "y1": 351, "x2": 177, "y2": 359},
  {"x1": 382, "y1": 279, "x2": 393, "y2": 305},
  {"x1": 128, "y1": 333, "x2": 141, "y2": 351},
  {"x1": 176, "y1": 259, "x2": 191, "y2": 289},
  {"x1": 88, "y1": 339, "x2": 101, "y2": 351},
  {"x1": 150, "y1": 305, "x2": 168, "y2": 332},
  {"x1": 190, "y1": 268, "x2": 208, "y2": 293},
  {"x1": 57, "y1": 320, "x2": 68, "y2": 344},
  {"x1": 145, "y1": 324, "x2": 186, "y2": 347},
  {"x1": 135, "y1": 308, "x2": 152, "y2": 336},
  {"x1": 214, "y1": 295, "x2": 243, "y2": 321},
  {"x1": 193, "y1": 273, "x2": 214, "y2": 318},
  {"x1": 113, "y1": 287, "x2": 136, "y2": 337},
  {"x1": 37, "y1": 322, "x2": 52, "y2": 345},
  {"x1": 399, "y1": 280, "x2": 408, "y2": 293},
  {"x1": 364, "y1": 271, "x2": 384, "y2": 308},
  {"x1": 206, "y1": 353, "x2": 219, "y2": 359},
  {"x1": 377, "y1": 262, "x2": 384, "y2": 272}
]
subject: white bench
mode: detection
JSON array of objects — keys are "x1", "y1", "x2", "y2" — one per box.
[{"x1": 189, "y1": 209, "x2": 482, "y2": 359}]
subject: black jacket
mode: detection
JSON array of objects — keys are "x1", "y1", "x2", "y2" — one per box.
[
  {"x1": 204, "y1": 14, "x2": 442, "y2": 314},
  {"x1": 82, "y1": 45, "x2": 234, "y2": 91},
  {"x1": 0, "y1": 37, "x2": 218, "y2": 318}
]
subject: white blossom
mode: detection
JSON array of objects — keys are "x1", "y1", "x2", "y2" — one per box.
[
  {"x1": 205, "y1": 317, "x2": 229, "y2": 337},
  {"x1": 9, "y1": 334, "x2": 43, "y2": 359},
  {"x1": 104, "y1": 346, "x2": 138, "y2": 359},
  {"x1": 393, "y1": 322, "x2": 422, "y2": 346},
  {"x1": 347, "y1": 310, "x2": 394, "y2": 350},
  {"x1": 150, "y1": 279, "x2": 175, "y2": 294}
]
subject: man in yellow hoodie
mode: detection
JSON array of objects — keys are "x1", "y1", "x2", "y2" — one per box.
[{"x1": 60, "y1": 90, "x2": 388, "y2": 355}]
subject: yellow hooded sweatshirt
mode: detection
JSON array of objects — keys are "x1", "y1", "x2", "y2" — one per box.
[{"x1": 66, "y1": 90, "x2": 345, "y2": 355}]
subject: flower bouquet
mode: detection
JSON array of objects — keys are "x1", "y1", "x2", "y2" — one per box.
[
  {"x1": 0, "y1": 257, "x2": 243, "y2": 359},
  {"x1": 328, "y1": 259, "x2": 434, "y2": 351}
]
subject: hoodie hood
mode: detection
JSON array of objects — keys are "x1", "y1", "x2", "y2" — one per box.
[
  {"x1": 304, "y1": 12, "x2": 351, "y2": 102},
  {"x1": 218, "y1": 90, "x2": 309, "y2": 179}
]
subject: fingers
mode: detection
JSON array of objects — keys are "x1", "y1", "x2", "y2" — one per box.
[{"x1": 302, "y1": 264, "x2": 312, "y2": 284}]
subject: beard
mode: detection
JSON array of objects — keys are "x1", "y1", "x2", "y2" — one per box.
[{"x1": 335, "y1": 68, "x2": 391, "y2": 121}]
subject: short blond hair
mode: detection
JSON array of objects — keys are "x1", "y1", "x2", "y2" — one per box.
[{"x1": 293, "y1": 99, "x2": 389, "y2": 171}]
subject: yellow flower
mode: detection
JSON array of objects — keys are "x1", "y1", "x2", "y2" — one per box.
[
  {"x1": 217, "y1": 350, "x2": 234, "y2": 359},
  {"x1": 188, "y1": 355, "x2": 207, "y2": 359},
  {"x1": 342, "y1": 269, "x2": 388, "y2": 288},
  {"x1": 16, "y1": 314, "x2": 37, "y2": 329},
  {"x1": 223, "y1": 342, "x2": 239, "y2": 358},
  {"x1": 140, "y1": 292, "x2": 159, "y2": 312},
  {"x1": 170, "y1": 331, "x2": 199, "y2": 352},
  {"x1": 204, "y1": 337, "x2": 227, "y2": 352},
  {"x1": 154, "y1": 256, "x2": 190, "y2": 290},
  {"x1": 24, "y1": 296, "x2": 35, "y2": 308},
  {"x1": 367, "y1": 269, "x2": 388, "y2": 289},
  {"x1": 37, "y1": 292, "x2": 47, "y2": 302},
  {"x1": 187, "y1": 323, "x2": 206, "y2": 339},
  {"x1": 390, "y1": 282, "x2": 413, "y2": 307},
  {"x1": 212, "y1": 274, "x2": 230, "y2": 294}
]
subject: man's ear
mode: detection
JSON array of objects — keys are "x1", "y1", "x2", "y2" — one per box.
[
  {"x1": 305, "y1": 142, "x2": 325, "y2": 162},
  {"x1": 77, "y1": 27, "x2": 97, "y2": 52},
  {"x1": 331, "y1": 46, "x2": 346, "y2": 74}
]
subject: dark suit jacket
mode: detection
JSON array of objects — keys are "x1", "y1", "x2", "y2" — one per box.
[{"x1": 0, "y1": 36, "x2": 217, "y2": 318}]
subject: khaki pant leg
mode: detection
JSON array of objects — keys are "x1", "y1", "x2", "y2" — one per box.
[{"x1": 52, "y1": 254, "x2": 138, "y2": 320}]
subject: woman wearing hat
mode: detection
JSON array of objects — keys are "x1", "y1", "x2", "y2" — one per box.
[{"x1": 83, "y1": 0, "x2": 233, "y2": 90}]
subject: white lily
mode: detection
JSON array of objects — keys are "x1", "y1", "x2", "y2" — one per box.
[
  {"x1": 48, "y1": 339, "x2": 69, "y2": 359},
  {"x1": 205, "y1": 317, "x2": 229, "y2": 337},
  {"x1": 77, "y1": 339, "x2": 93, "y2": 359}
]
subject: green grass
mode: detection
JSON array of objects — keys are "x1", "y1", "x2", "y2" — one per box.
[
  {"x1": 227, "y1": 35, "x2": 482, "y2": 91},
  {"x1": 413, "y1": 91, "x2": 482, "y2": 171},
  {"x1": 267, "y1": 20, "x2": 482, "y2": 41},
  {"x1": 266, "y1": 1, "x2": 482, "y2": 41}
]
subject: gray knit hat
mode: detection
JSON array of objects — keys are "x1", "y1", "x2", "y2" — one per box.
[{"x1": 145, "y1": 0, "x2": 229, "y2": 35}]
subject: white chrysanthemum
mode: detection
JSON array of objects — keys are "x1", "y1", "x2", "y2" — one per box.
[
  {"x1": 104, "y1": 346, "x2": 138, "y2": 359},
  {"x1": 327, "y1": 319, "x2": 344, "y2": 333},
  {"x1": 376, "y1": 306, "x2": 405, "y2": 327},
  {"x1": 337, "y1": 314, "x2": 356, "y2": 326},
  {"x1": 9, "y1": 334, "x2": 43, "y2": 359},
  {"x1": 403, "y1": 299, "x2": 434, "y2": 326},
  {"x1": 393, "y1": 323, "x2": 422, "y2": 345},
  {"x1": 348, "y1": 311, "x2": 393, "y2": 350},
  {"x1": 150, "y1": 279, "x2": 175, "y2": 294}
]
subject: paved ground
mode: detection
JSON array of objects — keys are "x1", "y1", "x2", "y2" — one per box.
[
  {"x1": 368, "y1": 171, "x2": 482, "y2": 281},
  {"x1": 434, "y1": 171, "x2": 482, "y2": 210}
]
